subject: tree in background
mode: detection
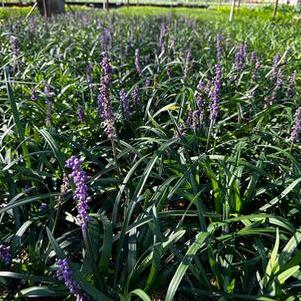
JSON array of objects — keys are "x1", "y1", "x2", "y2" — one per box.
[{"x1": 37, "y1": 0, "x2": 65, "y2": 17}]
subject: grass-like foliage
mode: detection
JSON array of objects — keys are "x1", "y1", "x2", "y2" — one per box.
[{"x1": 1, "y1": 6, "x2": 301, "y2": 301}]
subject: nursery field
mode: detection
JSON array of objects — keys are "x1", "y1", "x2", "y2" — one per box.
[{"x1": 1, "y1": 6, "x2": 301, "y2": 301}]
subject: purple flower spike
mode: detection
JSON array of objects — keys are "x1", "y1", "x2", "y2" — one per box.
[
  {"x1": 286, "y1": 71, "x2": 297, "y2": 99},
  {"x1": 0, "y1": 244, "x2": 11, "y2": 265},
  {"x1": 77, "y1": 105, "x2": 85, "y2": 123},
  {"x1": 134, "y1": 48, "x2": 142, "y2": 76},
  {"x1": 270, "y1": 53, "x2": 281, "y2": 81},
  {"x1": 216, "y1": 33, "x2": 222, "y2": 63},
  {"x1": 291, "y1": 107, "x2": 301, "y2": 143},
  {"x1": 183, "y1": 49, "x2": 192, "y2": 79},
  {"x1": 234, "y1": 43, "x2": 247, "y2": 72},
  {"x1": 120, "y1": 89, "x2": 130, "y2": 121},
  {"x1": 196, "y1": 94, "x2": 205, "y2": 124},
  {"x1": 66, "y1": 156, "x2": 90, "y2": 231},
  {"x1": 186, "y1": 109, "x2": 200, "y2": 132},
  {"x1": 209, "y1": 64, "x2": 222, "y2": 126},
  {"x1": 132, "y1": 86, "x2": 140, "y2": 106},
  {"x1": 270, "y1": 71, "x2": 283, "y2": 105},
  {"x1": 98, "y1": 53, "x2": 115, "y2": 138},
  {"x1": 28, "y1": 17, "x2": 36, "y2": 35},
  {"x1": 56, "y1": 258, "x2": 86, "y2": 300},
  {"x1": 10, "y1": 35, "x2": 19, "y2": 73}
]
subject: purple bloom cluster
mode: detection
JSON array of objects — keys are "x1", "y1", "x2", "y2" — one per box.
[
  {"x1": 145, "y1": 78, "x2": 152, "y2": 89},
  {"x1": 10, "y1": 35, "x2": 19, "y2": 73},
  {"x1": 196, "y1": 94, "x2": 205, "y2": 124},
  {"x1": 270, "y1": 53, "x2": 281, "y2": 81},
  {"x1": 186, "y1": 110, "x2": 198, "y2": 132},
  {"x1": 66, "y1": 156, "x2": 90, "y2": 231},
  {"x1": 100, "y1": 28, "x2": 113, "y2": 51},
  {"x1": 31, "y1": 88, "x2": 38, "y2": 101},
  {"x1": 56, "y1": 258, "x2": 86, "y2": 301},
  {"x1": 235, "y1": 43, "x2": 247, "y2": 71},
  {"x1": 216, "y1": 33, "x2": 222, "y2": 63},
  {"x1": 183, "y1": 49, "x2": 192, "y2": 79},
  {"x1": 28, "y1": 17, "x2": 36, "y2": 35},
  {"x1": 44, "y1": 81, "x2": 52, "y2": 98},
  {"x1": 286, "y1": 71, "x2": 297, "y2": 98},
  {"x1": 197, "y1": 79, "x2": 207, "y2": 91},
  {"x1": 98, "y1": 53, "x2": 115, "y2": 138},
  {"x1": 209, "y1": 64, "x2": 222, "y2": 126},
  {"x1": 134, "y1": 48, "x2": 142, "y2": 76},
  {"x1": 39, "y1": 202, "x2": 47, "y2": 214},
  {"x1": 132, "y1": 86, "x2": 140, "y2": 106},
  {"x1": 291, "y1": 107, "x2": 301, "y2": 143},
  {"x1": 120, "y1": 89, "x2": 130, "y2": 120},
  {"x1": 270, "y1": 71, "x2": 283, "y2": 105},
  {"x1": 0, "y1": 244, "x2": 11, "y2": 265},
  {"x1": 77, "y1": 105, "x2": 85, "y2": 123}
]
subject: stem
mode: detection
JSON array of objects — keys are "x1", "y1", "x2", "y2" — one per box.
[{"x1": 110, "y1": 137, "x2": 121, "y2": 177}]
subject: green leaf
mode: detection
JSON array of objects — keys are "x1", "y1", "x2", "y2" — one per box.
[
  {"x1": 0, "y1": 193, "x2": 57, "y2": 215},
  {"x1": 99, "y1": 215, "x2": 113, "y2": 273},
  {"x1": 0, "y1": 272, "x2": 58, "y2": 283},
  {"x1": 128, "y1": 289, "x2": 151, "y2": 301},
  {"x1": 16, "y1": 286, "x2": 66, "y2": 298},
  {"x1": 260, "y1": 178, "x2": 301, "y2": 211},
  {"x1": 165, "y1": 232, "x2": 210, "y2": 301},
  {"x1": 277, "y1": 266, "x2": 299, "y2": 284},
  {"x1": 46, "y1": 227, "x2": 65, "y2": 259},
  {"x1": 38, "y1": 129, "x2": 65, "y2": 170}
]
